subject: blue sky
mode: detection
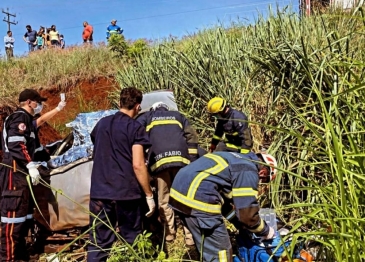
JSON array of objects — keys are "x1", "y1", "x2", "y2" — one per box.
[{"x1": 1, "y1": 0, "x2": 297, "y2": 55}]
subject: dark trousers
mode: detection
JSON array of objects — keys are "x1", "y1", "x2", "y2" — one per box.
[
  {"x1": 87, "y1": 198, "x2": 143, "y2": 262},
  {"x1": 180, "y1": 212, "x2": 232, "y2": 262},
  {"x1": 0, "y1": 170, "x2": 34, "y2": 262}
]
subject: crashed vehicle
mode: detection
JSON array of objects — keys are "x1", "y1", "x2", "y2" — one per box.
[{"x1": 35, "y1": 90, "x2": 181, "y2": 233}]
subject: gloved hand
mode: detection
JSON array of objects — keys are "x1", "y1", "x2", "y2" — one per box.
[
  {"x1": 145, "y1": 195, "x2": 156, "y2": 217},
  {"x1": 56, "y1": 101, "x2": 66, "y2": 111},
  {"x1": 26, "y1": 162, "x2": 41, "y2": 185},
  {"x1": 209, "y1": 144, "x2": 216, "y2": 153}
]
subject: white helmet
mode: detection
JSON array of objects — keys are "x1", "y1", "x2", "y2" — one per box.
[
  {"x1": 256, "y1": 152, "x2": 277, "y2": 181},
  {"x1": 150, "y1": 102, "x2": 169, "y2": 111}
]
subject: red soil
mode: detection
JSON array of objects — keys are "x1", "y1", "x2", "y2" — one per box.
[
  {"x1": 0, "y1": 77, "x2": 118, "y2": 158},
  {"x1": 38, "y1": 77, "x2": 118, "y2": 144}
]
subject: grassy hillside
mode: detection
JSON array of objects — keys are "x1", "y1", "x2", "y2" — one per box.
[
  {"x1": 115, "y1": 6, "x2": 365, "y2": 260},
  {"x1": 2, "y1": 5, "x2": 365, "y2": 261},
  {"x1": 0, "y1": 44, "x2": 122, "y2": 100}
]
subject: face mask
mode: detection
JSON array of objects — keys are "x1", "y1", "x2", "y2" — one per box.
[{"x1": 33, "y1": 103, "x2": 43, "y2": 115}]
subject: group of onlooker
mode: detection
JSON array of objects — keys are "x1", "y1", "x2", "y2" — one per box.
[
  {"x1": 23, "y1": 25, "x2": 65, "y2": 52},
  {"x1": 3, "y1": 19, "x2": 124, "y2": 60}
]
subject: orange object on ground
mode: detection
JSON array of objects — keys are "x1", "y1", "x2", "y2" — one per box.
[{"x1": 300, "y1": 249, "x2": 314, "y2": 262}]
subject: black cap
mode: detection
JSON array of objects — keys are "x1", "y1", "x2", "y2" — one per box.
[{"x1": 19, "y1": 89, "x2": 47, "y2": 103}]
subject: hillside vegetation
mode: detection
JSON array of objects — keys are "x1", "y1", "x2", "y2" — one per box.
[
  {"x1": 2, "y1": 5, "x2": 365, "y2": 261},
  {"x1": 115, "y1": 6, "x2": 365, "y2": 261}
]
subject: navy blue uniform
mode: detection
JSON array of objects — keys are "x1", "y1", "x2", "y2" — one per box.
[
  {"x1": 212, "y1": 107, "x2": 253, "y2": 153},
  {"x1": 0, "y1": 108, "x2": 37, "y2": 261},
  {"x1": 137, "y1": 107, "x2": 198, "y2": 173},
  {"x1": 88, "y1": 111, "x2": 150, "y2": 262},
  {"x1": 169, "y1": 152, "x2": 269, "y2": 262},
  {"x1": 137, "y1": 107, "x2": 198, "y2": 239}
]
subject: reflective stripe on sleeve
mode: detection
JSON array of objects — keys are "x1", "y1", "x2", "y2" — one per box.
[
  {"x1": 146, "y1": 120, "x2": 183, "y2": 132},
  {"x1": 232, "y1": 188, "x2": 258, "y2": 197},
  {"x1": 34, "y1": 145, "x2": 44, "y2": 153},
  {"x1": 188, "y1": 148, "x2": 198, "y2": 154},
  {"x1": 225, "y1": 143, "x2": 240, "y2": 150},
  {"x1": 218, "y1": 250, "x2": 228, "y2": 262},
  {"x1": 187, "y1": 154, "x2": 228, "y2": 199},
  {"x1": 8, "y1": 136, "x2": 26, "y2": 143},
  {"x1": 170, "y1": 189, "x2": 221, "y2": 214},
  {"x1": 150, "y1": 156, "x2": 190, "y2": 172},
  {"x1": 30, "y1": 132, "x2": 35, "y2": 138},
  {"x1": 1, "y1": 216, "x2": 26, "y2": 223},
  {"x1": 240, "y1": 149, "x2": 250, "y2": 154},
  {"x1": 26, "y1": 214, "x2": 33, "y2": 219},
  {"x1": 213, "y1": 135, "x2": 221, "y2": 140}
]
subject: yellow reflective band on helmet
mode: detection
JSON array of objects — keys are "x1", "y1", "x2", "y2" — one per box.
[
  {"x1": 218, "y1": 250, "x2": 228, "y2": 262},
  {"x1": 213, "y1": 135, "x2": 222, "y2": 140},
  {"x1": 150, "y1": 156, "x2": 190, "y2": 171},
  {"x1": 146, "y1": 120, "x2": 182, "y2": 132},
  {"x1": 188, "y1": 148, "x2": 198, "y2": 154},
  {"x1": 250, "y1": 218, "x2": 265, "y2": 233},
  {"x1": 232, "y1": 188, "x2": 258, "y2": 197},
  {"x1": 187, "y1": 154, "x2": 228, "y2": 199},
  {"x1": 170, "y1": 189, "x2": 221, "y2": 214}
]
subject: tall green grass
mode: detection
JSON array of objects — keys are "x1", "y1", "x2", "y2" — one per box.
[{"x1": 115, "y1": 5, "x2": 365, "y2": 260}]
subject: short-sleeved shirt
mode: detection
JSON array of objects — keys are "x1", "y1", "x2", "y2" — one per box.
[
  {"x1": 49, "y1": 30, "x2": 59, "y2": 41},
  {"x1": 90, "y1": 111, "x2": 151, "y2": 200},
  {"x1": 24, "y1": 30, "x2": 37, "y2": 42}
]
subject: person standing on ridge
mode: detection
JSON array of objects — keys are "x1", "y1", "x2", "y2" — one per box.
[
  {"x1": 4, "y1": 30, "x2": 15, "y2": 60},
  {"x1": 23, "y1": 25, "x2": 37, "y2": 52},
  {"x1": 82, "y1": 21, "x2": 93, "y2": 44},
  {"x1": 207, "y1": 97, "x2": 253, "y2": 154},
  {"x1": 49, "y1": 25, "x2": 60, "y2": 47},
  {"x1": 106, "y1": 19, "x2": 123, "y2": 40}
]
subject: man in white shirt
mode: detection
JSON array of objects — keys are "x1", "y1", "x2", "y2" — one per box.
[{"x1": 4, "y1": 30, "x2": 14, "y2": 60}]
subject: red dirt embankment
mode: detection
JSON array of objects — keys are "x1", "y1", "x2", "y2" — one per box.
[
  {"x1": 1, "y1": 77, "x2": 118, "y2": 149},
  {"x1": 38, "y1": 77, "x2": 118, "y2": 144}
]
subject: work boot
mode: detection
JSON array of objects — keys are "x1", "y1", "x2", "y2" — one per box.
[
  {"x1": 185, "y1": 236, "x2": 195, "y2": 246},
  {"x1": 165, "y1": 234, "x2": 175, "y2": 242}
]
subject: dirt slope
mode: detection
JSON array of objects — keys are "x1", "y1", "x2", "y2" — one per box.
[{"x1": 0, "y1": 77, "x2": 118, "y2": 161}]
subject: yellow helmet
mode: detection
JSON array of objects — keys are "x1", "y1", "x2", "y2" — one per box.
[{"x1": 207, "y1": 97, "x2": 227, "y2": 113}]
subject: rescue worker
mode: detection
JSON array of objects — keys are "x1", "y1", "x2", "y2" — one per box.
[
  {"x1": 106, "y1": 19, "x2": 123, "y2": 40},
  {"x1": 0, "y1": 89, "x2": 48, "y2": 262},
  {"x1": 169, "y1": 151, "x2": 277, "y2": 262},
  {"x1": 88, "y1": 87, "x2": 155, "y2": 262},
  {"x1": 137, "y1": 101, "x2": 198, "y2": 244},
  {"x1": 207, "y1": 97, "x2": 253, "y2": 154}
]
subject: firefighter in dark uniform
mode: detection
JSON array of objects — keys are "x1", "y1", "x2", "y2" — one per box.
[
  {"x1": 87, "y1": 87, "x2": 155, "y2": 262},
  {"x1": 207, "y1": 97, "x2": 253, "y2": 154},
  {"x1": 137, "y1": 101, "x2": 198, "y2": 244},
  {"x1": 169, "y1": 151, "x2": 277, "y2": 262},
  {"x1": 0, "y1": 89, "x2": 47, "y2": 262}
]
